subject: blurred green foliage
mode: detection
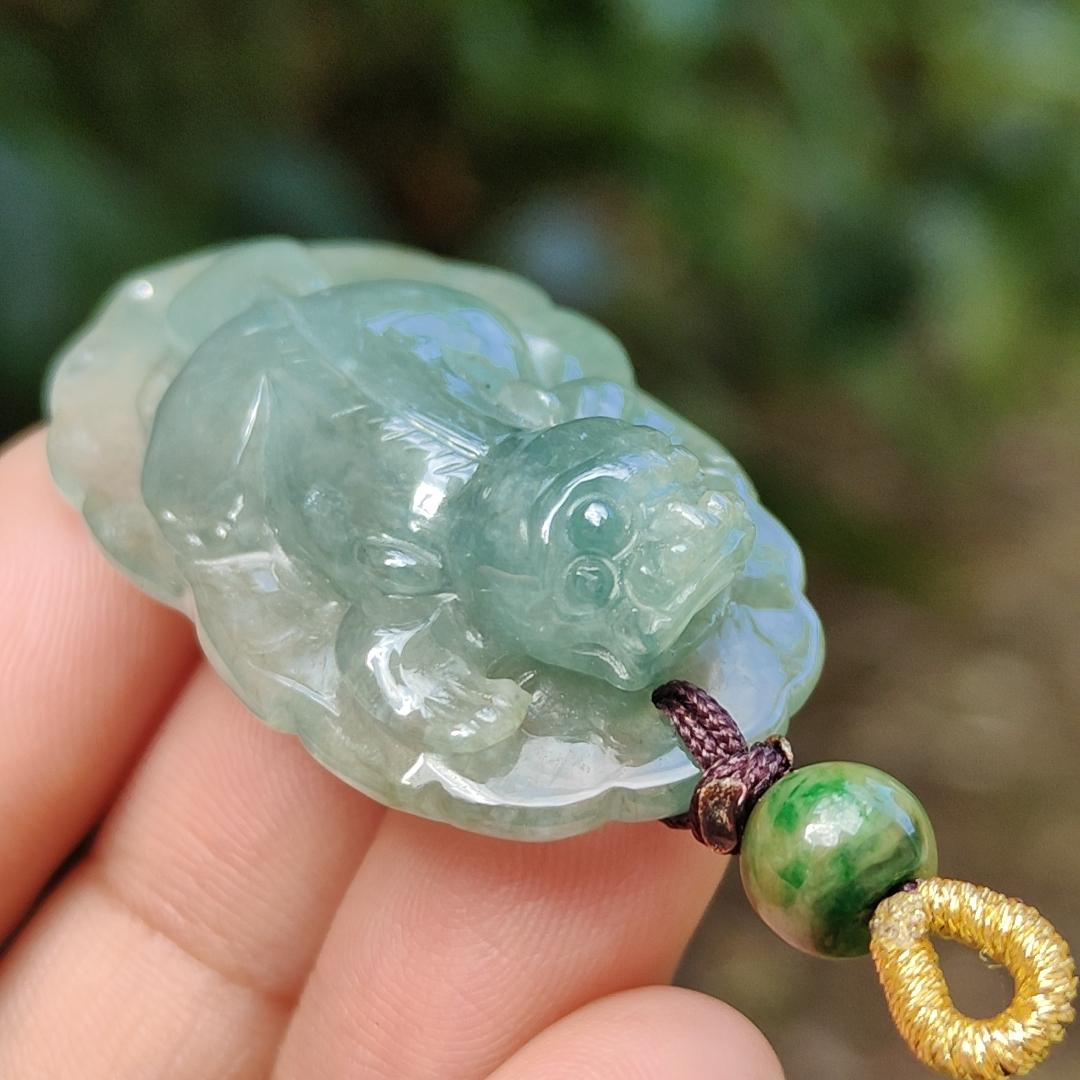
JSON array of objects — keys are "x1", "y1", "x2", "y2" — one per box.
[{"x1": 3, "y1": 0, "x2": 1079, "y2": 582}]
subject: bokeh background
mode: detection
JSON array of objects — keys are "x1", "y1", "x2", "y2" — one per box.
[{"x1": 3, "y1": 3, "x2": 1079, "y2": 1076}]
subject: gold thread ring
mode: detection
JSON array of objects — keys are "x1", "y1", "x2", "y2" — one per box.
[{"x1": 870, "y1": 877, "x2": 1076, "y2": 1078}]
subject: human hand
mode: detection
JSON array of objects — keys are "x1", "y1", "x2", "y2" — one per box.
[{"x1": 0, "y1": 428, "x2": 783, "y2": 1079}]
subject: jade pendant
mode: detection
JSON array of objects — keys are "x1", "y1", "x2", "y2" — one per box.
[{"x1": 46, "y1": 239, "x2": 823, "y2": 839}]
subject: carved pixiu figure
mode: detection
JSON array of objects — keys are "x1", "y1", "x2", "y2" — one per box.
[{"x1": 47, "y1": 239, "x2": 823, "y2": 838}]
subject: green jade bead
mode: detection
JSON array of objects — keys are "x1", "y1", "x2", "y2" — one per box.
[{"x1": 739, "y1": 762, "x2": 937, "y2": 958}]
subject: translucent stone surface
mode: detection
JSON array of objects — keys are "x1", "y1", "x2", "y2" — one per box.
[
  {"x1": 46, "y1": 238, "x2": 823, "y2": 839},
  {"x1": 740, "y1": 763, "x2": 937, "y2": 957}
]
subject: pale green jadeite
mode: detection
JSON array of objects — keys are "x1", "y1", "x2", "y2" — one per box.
[{"x1": 46, "y1": 239, "x2": 823, "y2": 839}]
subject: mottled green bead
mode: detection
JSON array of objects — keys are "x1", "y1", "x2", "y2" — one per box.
[{"x1": 739, "y1": 762, "x2": 937, "y2": 958}]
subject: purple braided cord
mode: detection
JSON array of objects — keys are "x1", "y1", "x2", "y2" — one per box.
[
  {"x1": 652, "y1": 680, "x2": 794, "y2": 854},
  {"x1": 651, "y1": 680, "x2": 747, "y2": 765}
]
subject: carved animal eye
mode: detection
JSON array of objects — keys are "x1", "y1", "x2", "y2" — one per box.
[
  {"x1": 563, "y1": 556, "x2": 617, "y2": 610},
  {"x1": 567, "y1": 499, "x2": 631, "y2": 555}
]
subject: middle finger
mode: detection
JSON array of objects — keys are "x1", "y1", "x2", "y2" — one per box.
[{"x1": 274, "y1": 811, "x2": 725, "y2": 1080}]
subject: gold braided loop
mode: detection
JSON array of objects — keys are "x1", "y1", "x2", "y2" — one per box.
[{"x1": 870, "y1": 877, "x2": 1076, "y2": 1078}]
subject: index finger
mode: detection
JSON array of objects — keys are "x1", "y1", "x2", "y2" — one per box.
[{"x1": 0, "y1": 429, "x2": 197, "y2": 938}]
